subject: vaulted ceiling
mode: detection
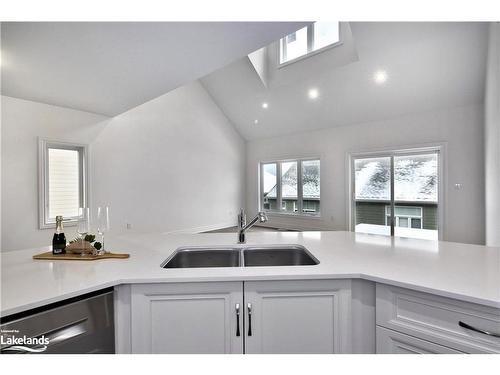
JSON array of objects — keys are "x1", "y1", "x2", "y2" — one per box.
[
  {"x1": 0, "y1": 22, "x2": 309, "y2": 116},
  {"x1": 1, "y1": 22, "x2": 489, "y2": 137},
  {"x1": 201, "y1": 22, "x2": 489, "y2": 140}
]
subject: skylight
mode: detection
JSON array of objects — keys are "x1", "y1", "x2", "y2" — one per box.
[{"x1": 279, "y1": 22, "x2": 340, "y2": 65}]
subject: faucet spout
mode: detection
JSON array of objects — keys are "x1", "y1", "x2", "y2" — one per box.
[{"x1": 237, "y1": 209, "x2": 268, "y2": 244}]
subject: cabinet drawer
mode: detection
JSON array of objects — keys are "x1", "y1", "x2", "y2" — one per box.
[
  {"x1": 376, "y1": 326, "x2": 462, "y2": 354},
  {"x1": 376, "y1": 284, "x2": 500, "y2": 353}
]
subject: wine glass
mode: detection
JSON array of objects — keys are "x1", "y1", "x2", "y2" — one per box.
[
  {"x1": 77, "y1": 207, "x2": 90, "y2": 255},
  {"x1": 97, "y1": 206, "x2": 110, "y2": 255}
]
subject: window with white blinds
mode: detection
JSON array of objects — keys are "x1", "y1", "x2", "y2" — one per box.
[
  {"x1": 39, "y1": 140, "x2": 87, "y2": 228},
  {"x1": 48, "y1": 148, "x2": 81, "y2": 219}
]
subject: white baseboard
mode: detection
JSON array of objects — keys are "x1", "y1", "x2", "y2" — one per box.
[
  {"x1": 161, "y1": 220, "x2": 335, "y2": 235},
  {"x1": 163, "y1": 222, "x2": 235, "y2": 235},
  {"x1": 258, "y1": 219, "x2": 335, "y2": 232}
]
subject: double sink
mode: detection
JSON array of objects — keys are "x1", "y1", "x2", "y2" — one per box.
[{"x1": 161, "y1": 245, "x2": 319, "y2": 268}]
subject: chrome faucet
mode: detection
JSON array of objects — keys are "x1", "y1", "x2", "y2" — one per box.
[{"x1": 237, "y1": 208, "x2": 268, "y2": 244}]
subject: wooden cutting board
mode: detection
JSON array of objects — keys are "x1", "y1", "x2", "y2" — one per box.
[{"x1": 33, "y1": 251, "x2": 130, "y2": 261}]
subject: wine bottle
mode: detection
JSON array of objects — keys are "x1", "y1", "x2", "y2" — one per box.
[{"x1": 52, "y1": 216, "x2": 67, "y2": 255}]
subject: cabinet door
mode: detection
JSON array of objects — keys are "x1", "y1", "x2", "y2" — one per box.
[
  {"x1": 244, "y1": 280, "x2": 351, "y2": 354},
  {"x1": 376, "y1": 326, "x2": 462, "y2": 354},
  {"x1": 130, "y1": 282, "x2": 243, "y2": 353}
]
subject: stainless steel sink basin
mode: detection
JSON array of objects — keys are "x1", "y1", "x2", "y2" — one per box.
[
  {"x1": 161, "y1": 247, "x2": 241, "y2": 268},
  {"x1": 243, "y1": 245, "x2": 319, "y2": 267},
  {"x1": 161, "y1": 245, "x2": 319, "y2": 268}
]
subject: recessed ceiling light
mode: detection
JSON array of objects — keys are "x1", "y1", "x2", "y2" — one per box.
[
  {"x1": 308, "y1": 88, "x2": 319, "y2": 99},
  {"x1": 262, "y1": 102, "x2": 268, "y2": 109},
  {"x1": 254, "y1": 119, "x2": 259, "y2": 125},
  {"x1": 373, "y1": 70, "x2": 388, "y2": 84}
]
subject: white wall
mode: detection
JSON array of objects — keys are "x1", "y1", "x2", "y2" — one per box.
[
  {"x1": 92, "y1": 81, "x2": 246, "y2": 235},
  {"x1": 1, "y1": 96, "x2": 109, "y2": 251},
  {"x1": 484, "y1": 22, "x2": 500, "y2": 247},
  {"x1": 1, "y1": 81, "x2": 246, "y2": 251},
  {"x1": 246, "y1": 104, "x2": 485, "y2": 245}
]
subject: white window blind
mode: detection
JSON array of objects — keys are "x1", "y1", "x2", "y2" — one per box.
[{"x1": 48, "y1": 148, "x2": 81, "y2": 220}]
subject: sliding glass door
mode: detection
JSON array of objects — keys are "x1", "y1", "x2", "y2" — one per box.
[{"x1": 352, "y1": 149, "x2": 440, "y2": 240}]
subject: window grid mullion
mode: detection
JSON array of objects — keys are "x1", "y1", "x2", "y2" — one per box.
[
  {"x1": 259, "y1": 163, "x2": 264, "y2": 211},
  {"x1": 390, "y1": 155, "x2": 395, "y2": 237},
  {"x1": 281, "y1": 38, "x2": 287, "y2": 64},
  {"x1": 277, "y1": 162, "x2": 283, "y2": 212},
  {"x1": 307, "y1": 24, "x2": 314, "y2": 53},
  {"x1": 297, "y1": 160, "x2": 303, "y2": 214}
]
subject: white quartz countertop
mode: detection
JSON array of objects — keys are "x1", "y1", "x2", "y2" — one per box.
[{"x1": 1, "y1": 231, "x2": 500, "y2": 316}]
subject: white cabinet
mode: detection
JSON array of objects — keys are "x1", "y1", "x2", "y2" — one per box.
[
  {"x1": 118, "y1": 280, "x2": 499, "y2": 354},
  {"x1": 120, "y1": 279, "x2": 352, "y2": 354},
  {"x1": 130, "y1": 282, "x2": 243, "y2": 353},
  {"x1": 244, "y1": 280, "x2": 352, "y2": 353},
  {"x1": 376, "y1": 327, "x2": 462, "y2": 354}
]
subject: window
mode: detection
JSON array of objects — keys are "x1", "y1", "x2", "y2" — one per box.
[
  {"x1": 262, "y1": 163, "x2": 277, "y2": 210},
  {"x1": 260, "y1": 158, "x2": 320, "y2": 216},
  {"x1": 279, "y1": 22, "x2": 340, "y2": 65},
  {"x1": 385, "y1": 206, "x2": 423, "y2": 229},
  {"x1": 351, "y1": 148, "x2": 440, "y2": 240},
  {"x1": 39, "y1": 139, "x2": 88, "y2": 228}
]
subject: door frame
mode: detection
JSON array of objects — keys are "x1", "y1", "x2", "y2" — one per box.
[{"x1": 346, "y1": 142, "x2": 447, "y2": 241}]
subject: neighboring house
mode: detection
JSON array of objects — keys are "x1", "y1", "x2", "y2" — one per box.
[{"x1": 355, "y1": 202, "x2": 438, "y2": 230}]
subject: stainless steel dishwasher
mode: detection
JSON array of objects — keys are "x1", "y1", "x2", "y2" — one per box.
[{"x1": 0, "y1": 288, "x2": 115, "y2": 354}]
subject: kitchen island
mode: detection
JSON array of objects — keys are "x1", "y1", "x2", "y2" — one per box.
[{"x1": 2, "y1": 231, "x2": 499, "y2": 353}]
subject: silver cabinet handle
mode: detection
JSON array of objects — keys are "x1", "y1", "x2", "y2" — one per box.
[
  {"x1": 235, "y1": 303, "x2": 241, "y2": 337},
  {"x1": 459, "y1": 321, "x2": 500, "y2": 338},
  {"x1": 247, "y1": 303, "x2": 252, "y2": 336}
]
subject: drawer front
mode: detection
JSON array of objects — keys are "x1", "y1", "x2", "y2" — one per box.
[
  {"x1": 376, "y1": 326, "x2": 462, "y2": 354},
  {"x1": 376, "y1": 284, "x2": 500, "y2": 353}
]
